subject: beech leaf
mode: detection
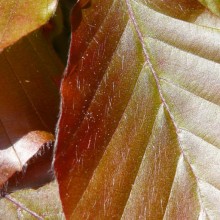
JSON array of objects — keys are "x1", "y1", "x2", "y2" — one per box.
[
  {"x1": 0, "y1": 0, "x2": 58, "y2": 51},
  {"x1": 0, "y1": 31, "x2": 63, "y2": 190},
  {"x1": 198, "y1": 0, "x2": 220, "y2": 16},
  {"x1": 55, "y1": 0, "x2": 220, "y2": 219},
  {"x1": 0, "y1": 181, "x2": 63, "y2": 219}
]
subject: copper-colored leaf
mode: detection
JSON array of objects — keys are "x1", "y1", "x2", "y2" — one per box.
[
  {"x1": 55, "y1": 0, "x2": 220, "y2": 219},
  {"x1": 0, "y1": 31, "x2": 64, "y2": 190},
  {"x1": 0, "y1": 0, "x2": 58, "y2": 51}
]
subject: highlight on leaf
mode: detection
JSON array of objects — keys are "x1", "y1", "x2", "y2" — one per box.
[
  {"x1": 0, "y1": 0, "x2": 58, "y2": 51},
  {"x1": 198, "y1": 0, "x2": 220, "y2": 16}
]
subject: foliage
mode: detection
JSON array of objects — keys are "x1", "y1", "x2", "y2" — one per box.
[{"x1": 1, "y1": 0, "x2": 220, "y2": 219}]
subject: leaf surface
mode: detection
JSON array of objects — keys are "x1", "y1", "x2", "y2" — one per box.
[
  {"x1": 198, "y1": 0, "x2": 220, "y2": 16},
  {"x1": 0, "y1": 31, "x2": 63, "y2": 190},
  {"x1": 0, "y1": 0, "x2": 58, "y2": 50},
  {"x1": 55, "y1": 0, "x2": 220, "y2": 219},
  {"x1": 0, "y1": 181, "x2": 64, "y2": 219}
]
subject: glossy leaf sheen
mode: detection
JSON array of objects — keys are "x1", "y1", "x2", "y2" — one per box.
[
  {"x1": 0, "y1": 31, "x2": 63, "y2": 189},
  {"x1": 55, "y1": 0, "x2": 220, "y2": 219},
  {"x1": 0, "y1": 0, "x2": 58, "y2": 50}
]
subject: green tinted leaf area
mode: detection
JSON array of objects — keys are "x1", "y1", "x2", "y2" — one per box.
[
  {"x1": 0, "y1": 181, "x2": 63, "y2": 220},
  {"x1": 0, "y1": 0, "x2": 58, "y2": 50},
  {"x1": 198, "y1": 0, "x2": 220, "y2": 16}
]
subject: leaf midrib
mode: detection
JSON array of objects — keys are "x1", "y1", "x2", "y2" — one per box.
[{"x1": 125, "y1": 0, "x2": 212, "y2": 216}]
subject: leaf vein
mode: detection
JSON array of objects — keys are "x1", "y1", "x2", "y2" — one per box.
[
  {"x1": 4, "y1": 194, "x2": 44, "y2": 220},
  {"x1": 125, "y1": 0, "x2": 215, "y2": 216},
  {"x1": 160, "y1": 77, "x2": 220, "y2": 111}
]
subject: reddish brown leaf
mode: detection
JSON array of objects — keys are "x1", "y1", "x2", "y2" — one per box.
[
  {"x1": 0, "y1": 31, "x2": 64, "y2": 190},
  {"x1": 55, "y1": 0, "x2": 220, "y2": 219},
  {"x1": 7, "y1": 140, "x2": 54, "y2": 192}
]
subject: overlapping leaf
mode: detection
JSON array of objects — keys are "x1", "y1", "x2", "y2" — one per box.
[
  {"x1": 0, "y1": 0, "x2": 58, "y2": 50},
  {"x1": 0, "y1": 31, "x2": 63, "y2": 190},
  {"x1": 198, "y1": 0, "x2": 220, "y2": 16},
  {"x1": 55, "y1": 0, "x2": 220, "y2": 219}
]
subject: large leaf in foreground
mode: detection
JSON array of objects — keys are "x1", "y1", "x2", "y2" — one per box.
[
  {"x1": 0, "y1": 31, "x2": 63, "y2": 190},
  {"x1": 55, "y1": 0, "x2": 220, "y2": 219},
  {"x1": 0, "y1": 0, "x2": 58, "y2": 50}
]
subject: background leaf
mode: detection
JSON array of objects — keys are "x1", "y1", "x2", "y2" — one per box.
[
  {"x1": 0, "y1": 0, "x2": 58, "y2": 51},
  {"x1": 55, "y1": 0, "x2": 220, "y2": 219},
  {"x1": 0, "y1": 181, "x2": 64, "y2": 219},
  {"x1": 198, "y1": 0, "x2": 220, "y2": 16},
  {"x1": 0, "y1": 30, "x2": 64, "y2": 190}
]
